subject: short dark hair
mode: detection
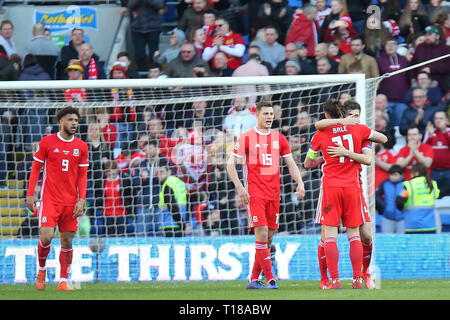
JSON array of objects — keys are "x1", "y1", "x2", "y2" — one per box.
[
  {"x1": 71, "y1": 27, "x2": 84, "y2": 35},
  {"x1": 407, "y1": 124, "x2": 421, "y2": 134},
  {"x1": 351, "y1": 35, "x2": 364, "y2": 44},
  {"x1": 343, "y1": 100, "x2": 361, "y2": 113},
  {"x1": 117, "y1": 51, "x2": 130, "y2": 60},
  {"x1": 148, "y1": 62, "x2": 161, "y2": 70},
  {"x1": 56, "y1": 106, "x2": 80, "y2": 122},
  {"x1": 256, "y1": 101, "x2": 273, "y2": 112},
  {"x1": 388, "y1": 164, "x2": 403, "y2": 175}
]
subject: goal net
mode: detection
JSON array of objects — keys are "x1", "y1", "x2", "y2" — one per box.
[{"x1": 0, "y1": 74, "x2": 379, "y2": 239}]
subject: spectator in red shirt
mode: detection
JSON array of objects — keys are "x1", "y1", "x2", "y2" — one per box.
[
  {"x1": 375, "y1": 140, "x2": 398, "y2": 189},
  {"x1": 202, "y1": 16, "x2": 246, "y2": 70},
  {"x1": 100, "y1": 160, "x2": 133, "y2": 236},
  {"x1": 423, "y1": 111, "x2": 450, "y2": 197},
  {"x1": 396, "y1": 125, "x2": 434, "y2": 180},
  {"x1": 147, "y1": 117, "x2": 179, "y2": 160}
]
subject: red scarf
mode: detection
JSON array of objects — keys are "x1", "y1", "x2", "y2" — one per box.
[{"x1": 88, "y1": 57, "x2": 98, "y2": 80}]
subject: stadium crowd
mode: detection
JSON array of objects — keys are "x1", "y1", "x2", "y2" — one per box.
[{"x1": 0, "y1": 0, "x2": 449, "y2": 237}]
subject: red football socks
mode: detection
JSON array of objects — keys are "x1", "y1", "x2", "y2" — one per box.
[
  {"x1": 59, "y1": 247, "x2": 73, "y2": 280},
  {"x1": 254, "y1": 241, "x2": 275, "y2": 283},
  {"x1": 362, "y1": 241, "x2": 373, "y2": 274},
  {"x1": 324, "y1": 237, "x2": 339, "y2": 280},
  {"x1": 318, "y1": 239, "x2": 328, "y2": 281},
  {"x1": 37, "y1": 240, "x2": 51, "y2": 268},
  {"x1": 349, "y1": 236, "x2": 363, "y2": 279}
]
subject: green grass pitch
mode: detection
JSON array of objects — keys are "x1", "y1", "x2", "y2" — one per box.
[{"x1": 1, "y1": 279, "x2": 449, "y2": 300}]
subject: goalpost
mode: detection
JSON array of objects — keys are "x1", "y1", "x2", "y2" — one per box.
[{"x1": 0, "y1": 74, "x2": 382, "y2": 283}]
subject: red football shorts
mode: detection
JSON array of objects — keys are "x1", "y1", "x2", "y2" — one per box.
[
  {"x1": 39, "y1": 201, "x2": 79, "y2": 232},
  {"x1": 315, "y1": 187, "x2": 365, "y2": 228},
  {"x1": 247, "y1": 197, "x2": 280, "y2": 230}
]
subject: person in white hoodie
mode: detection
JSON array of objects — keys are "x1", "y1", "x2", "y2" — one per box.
[{"x1": 223, "y1": 97, "x2": 257, "y2": 138}]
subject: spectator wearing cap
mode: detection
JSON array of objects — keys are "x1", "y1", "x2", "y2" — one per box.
[
  {"x1": 285, "y1": 4, "x2": 319, "y2": 58},
  {"x1": 154, "y1": 28, "x2": 186, "y2": 65},
  {"x1": 255, "y1": 26, "x2": 285, "y2": 69},
  {"x1": 63, "y1": 59, "x2": 87, "y2": 104},
  {"x1": 284, "y1": 59, "x2": 301, "y2": 75},
  {"x1": 411, "y1": 24, "x2": 450, "y2": 93},
  {"x1": 338, "y1": 36, "x2": 379, "y2": 78},
  {"x1": 399, "y1": 0, "x2": 431, "y2": 43},
  {"x1": 58, "y1": 28, "x2": 84, "y2": 80},
  {"x1": 376, "y1": 37, "x2": 410, "y2": 126}
]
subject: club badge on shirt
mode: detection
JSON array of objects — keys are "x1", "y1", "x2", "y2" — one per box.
[{"x1": 73, "y1": 149, "x2": 79, "y2": 156}]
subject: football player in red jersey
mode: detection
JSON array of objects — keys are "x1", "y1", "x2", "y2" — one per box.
[
  {"x1": 305, "y1": 99, "x2": 387, "y2": 289},
  {"x1": 313, "y1": 100, "x2": 387, "y2": 289},
  {"x1": 227, "y1": 101, "x2": 305, "y2": 289},
  {"x1": 26, "y1": 106, "x2": 89, "y2": 291}
]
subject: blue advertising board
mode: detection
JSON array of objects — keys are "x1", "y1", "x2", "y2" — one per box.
[
  {"x1": 34, "y1": 6, "x2": 97, "y2": 34},
  {"x1": 0, "y1": 235, "x2": 449, "y2": 284}
]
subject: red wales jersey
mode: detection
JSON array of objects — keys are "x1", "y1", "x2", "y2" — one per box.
[
  {"x1": 204, "y1": 31, "x2": 245, "y2": 70},
  {"x1": 33, "y1": 133, "x2": 89, "y2": 205},
  {"x1": 375, "y1": 149, "x2": 397, "y2": 188},
  {"x1": 309, "y1": 124, "x2": 372, "y2": 188},
  {"x1": 232, "y1": 128, "x2": 292, "y2": 200}
]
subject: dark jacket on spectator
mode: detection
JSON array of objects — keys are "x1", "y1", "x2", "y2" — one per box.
[
  {"x1": 0, "y1": 56, "x2": 18, "y2": 81},
  {"x1": 411, "y1": 42, "x2": 450, "y2": 93},
  {"x1": 19, "y1": 64, "x2": 51, "y2": 81},
  {"x1": 59, "y1": 40, "x2": 82, "y2": 80},
  {"x1": 376, "y1": 51, "x2": 410, "y2": 103},
  {"x1": 127, "y1": 0, "x2": 165, "y2": 33},
  {"x1": 399, "y1": 103, "x2": 447, "y2": 136},
  {"x1": 376, "y1": 179, "x2": 405, "y2": 221},
  {"x1": 177, "y1": 3, "x2": 211, "y2": 36},
  {"x1": 166, "y1": 53, "x2": 210, "y2": 78},
  {"x1": 403, "y1": 80, "x2": 443, "y2": 107}
]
